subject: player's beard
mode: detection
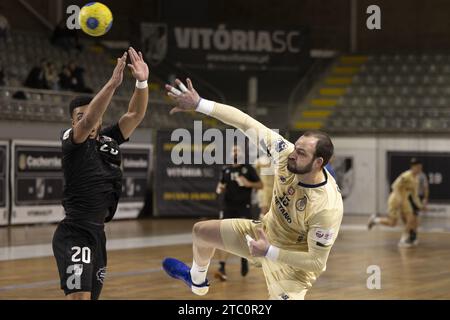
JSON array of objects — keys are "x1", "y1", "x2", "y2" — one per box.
[{"x1": 287, "y1": 157, "x2": 315, "y2": 174}]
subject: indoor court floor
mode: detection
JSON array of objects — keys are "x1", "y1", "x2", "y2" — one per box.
[{"x1": 1, "y1": 216, "x2": 450, "y2": 300}]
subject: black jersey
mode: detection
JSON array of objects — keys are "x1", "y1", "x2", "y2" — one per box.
[
  {"x1": 220, "y1": 164, "x2": 260, "y2": 208},
  {"x1": 60, "y1": 123, "x2": 129, "y2": 224}
]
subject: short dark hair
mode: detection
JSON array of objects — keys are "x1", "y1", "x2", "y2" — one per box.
[
  {"x1": 69, "y1": 96, "x2": 93, "y2": 118},
  {"x1": 302, "y1": 130, "x2": 334, "y2": 168},
  {"x1": 410, "y1": 158, "x2": 422, "y2": 166}
]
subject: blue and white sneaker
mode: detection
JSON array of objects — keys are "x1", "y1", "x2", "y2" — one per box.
[{"x1": 162, "y1": 257, "x2": 210, "y2": 296}]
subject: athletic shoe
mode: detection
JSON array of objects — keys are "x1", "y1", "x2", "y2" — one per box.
[
  {"x1": 367, "y1": 214, "x2": 377, "y2": 230},
  {"x1": 162, "y1": 257, "x2": 209, "y2": 296},
  {"x1": 241, "y1": 258, "x2": 249, "y2": 277}
]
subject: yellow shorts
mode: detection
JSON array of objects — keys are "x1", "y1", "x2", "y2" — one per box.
[
  {"x1": 388, "y1": 193, "x2": 413, "y2": 221},
  {"x1": 220, "y1": 218, "x2": 309, "y2": 300}
]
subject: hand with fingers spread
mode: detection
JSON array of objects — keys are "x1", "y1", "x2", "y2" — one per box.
[
  {"x1": 127, "y1": 47, "x2": 149, "y2": 82},
  {"x1": 108, "y1": 51, "x2": 127, "y2": 89},
  {"x1": 165, "y1": 78, "x2": 201, "y2": 114},
  {"x1": 247, "y1": 229, "x2": 271, "y2": 257}
]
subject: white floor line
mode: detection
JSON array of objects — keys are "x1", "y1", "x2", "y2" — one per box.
[{"x1": 0, "y1": 224, "x2": 449, "y2": 262}]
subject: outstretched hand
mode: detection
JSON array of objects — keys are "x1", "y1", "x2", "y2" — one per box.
[
  {"x1": 165, "y1": 78, "x2": 201, "y2": 114},
  {"x1": 109, "y1": 51, "x2": 127, "y2": 88},
  {"x1": 127, "y1": 47, "x2": 149, "y2": 82}
]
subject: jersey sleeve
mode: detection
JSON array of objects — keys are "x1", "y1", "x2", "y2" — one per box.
[
  {"x1": 100, "y1": 123, "x2": 129, "y2": 145},
  {"x1": 202, "y1": 102, "x2": 294, "y2": 171},
  {"x1": 271, "y1": 207, "x2": 342, "y2": 272},
  {"x1": 61, "y1": 128, "x2": 87, "y2": 153}
]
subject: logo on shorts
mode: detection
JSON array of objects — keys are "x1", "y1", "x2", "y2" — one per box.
[
  {"x1": 241, "y1": 167, "x2": 248, "y2": 174},
  {"x1": 296, "y1": 196, "x2": 307, "y2": 211},
  {"x1": 287, "y1": 187, "x2": 295, "y2": 196},
  {"x1": 280, "y1": 293, "x2": 290, "y2": 300},
  {"x1": 315, "y1": 230, "x2": 324, "y2": 238},
  {"x1": 96, "y1": 267, "x2": 107, "y2": 284}
]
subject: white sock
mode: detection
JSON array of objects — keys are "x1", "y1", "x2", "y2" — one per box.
[
  {"x1": 190, "y1": 260, "x2": 210, "y2": 285},
  {"x1": 374, "y1": 217, "x2": 381, "y2": 224}
]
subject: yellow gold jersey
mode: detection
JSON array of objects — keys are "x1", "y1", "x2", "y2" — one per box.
[
  {"x1": 387, "y1": 170, "x2": 422, "y2": 219},
  {"x1": 254, "y1": 155, "x2": 275, "y2": 209},
  {"x1": 199, "y1": 101, "x2": 344, "y2": 291}
]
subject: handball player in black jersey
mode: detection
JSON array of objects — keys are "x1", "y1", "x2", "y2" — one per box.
[{"x1": 52, "y1": 47, "x2": 149, "y2": 300}]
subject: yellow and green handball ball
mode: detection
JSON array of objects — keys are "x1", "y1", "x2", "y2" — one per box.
[{"x1": 78, "y1": 2, "x2": 113, "y2": 37}]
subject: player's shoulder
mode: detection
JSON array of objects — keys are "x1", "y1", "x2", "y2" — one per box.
[
  {"x1": 99, "y1": 133, "x2": 116, "y2": 143},
  {"x1": 401, "y1": 170, "x2": 412, "y2": 178},
  {"x1": 314, "y1": 180, "x2": 343, "y2": 214},
  {"x1": 61, "y1": 128, "x2": 72, "y2": 141}
]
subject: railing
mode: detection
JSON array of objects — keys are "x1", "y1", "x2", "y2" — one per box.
[{"x1": 287, "y1": 58, "x2": 335, "y2": 127}]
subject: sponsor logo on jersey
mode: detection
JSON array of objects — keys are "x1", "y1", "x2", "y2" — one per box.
[
  {"x1": 275, "y1": 138, "x2": 287, "y2": 153},
  {"x1": 296, "y1": 196, "x2": 307, "y2": 211},
  {"x1": 288, "y1": 186, "x2": 295, "y2": 196},
  {"x1": 296, "y1": 231, "x2": 307, "y2": 243},
  {"x1": 279, "y1": 175, "x2": 287, "y2": 184},
  {"x1": 274, "y1": 192, "x2": 292, "y2": 223},
  {"x1": 96, "y1": 267, "x2": 107, "y2": 284},
  {"x1": 312, "y1": 228, "x2": 335, "y2": 246}
]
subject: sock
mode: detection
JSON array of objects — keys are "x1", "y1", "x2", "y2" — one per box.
[
  {"x1": 219, "y1": 261, "x2": 226, "y2": 272},
  {"x1": 190, "y1": 260, "x2": 210, "y2": 285},
  {"x1": 374, "y1": 217, "x2": 381, "y2": 224}
]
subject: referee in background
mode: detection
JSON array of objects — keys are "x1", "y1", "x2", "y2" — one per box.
[{"x1": 215, "y1": 145, "x2": 263, "y2": 281}]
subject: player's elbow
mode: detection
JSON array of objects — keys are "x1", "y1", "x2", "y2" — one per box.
[
  {"x1": 309, "y1": 257, "x2": 327, "y2": 273},
  {"x1": 128, "y1": 110, "x2": 146, "y2": 123}
]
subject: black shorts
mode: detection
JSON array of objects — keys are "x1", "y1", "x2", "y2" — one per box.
[
  {"x1": 52, "y1": 219, "x2": 107, "y2": 300},
  {"x1": 220, "y1": 204, "x2": 252, "y2": 219}
]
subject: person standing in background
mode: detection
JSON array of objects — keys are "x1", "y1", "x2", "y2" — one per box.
[{"x1": 215, "y1": 145, "x2": 263, "y2": 281}]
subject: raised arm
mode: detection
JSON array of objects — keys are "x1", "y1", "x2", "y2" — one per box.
[
  {"x1": 73, "y1": 52, "x2": 127, "y2": 143},
  {"x1": 165, "y1": 78, "x2": 293, "y2": 162},
  {"x1": 118, "y1": 47, "x2": 150, "y2": 140}
]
